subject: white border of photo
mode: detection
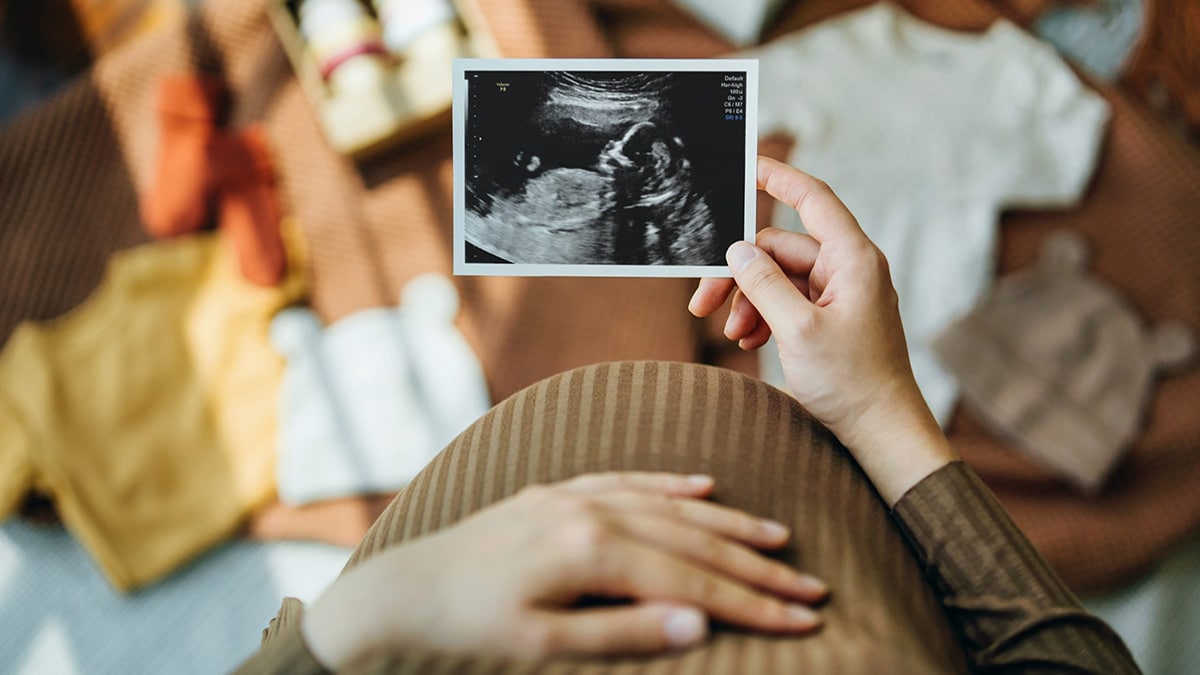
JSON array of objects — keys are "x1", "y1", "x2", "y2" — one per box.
[{"x1": 452, "y1": 58, "x2": 758, "y2": 278}]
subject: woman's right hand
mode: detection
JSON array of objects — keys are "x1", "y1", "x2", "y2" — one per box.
[{"x1": 689, "y1": 157, "x2": 957, "y2": 505}]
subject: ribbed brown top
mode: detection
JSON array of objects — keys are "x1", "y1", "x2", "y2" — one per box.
[
  {"x1": 237, "y1": 363, "x2": 1136, "y2": 674},
  {"x1": 892, "y1": 462, "x2": 1139, "y2": 673}
]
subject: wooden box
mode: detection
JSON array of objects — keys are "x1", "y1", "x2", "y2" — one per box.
[{"x1": 267, "y1": 0, "x2": 487, "y2": 158}]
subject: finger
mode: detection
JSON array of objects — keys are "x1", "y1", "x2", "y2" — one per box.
[
  {"x1": 584, "y1": 490, "x2": 789, "y2": 550},
  {"x1": 723, "y1": 289, "x2": 760, "y2": 341},
  {"x1": 616, "y1": 513, "x2": 828, "y2": 603},
  {"x1": 569, "y1": 534, "x2": 821, "y2": 634},
  {"x1": 738, "y1": 320, "x2": 773, "y2": 351},
  {"x1": 726, "y1": 241, "x2": 815, "y2": 332},
  {"x1": 756, "y1": 157, "x2": 868, "y2": 246},
  {"x1": 688, "y1": 277, "x2": 735, "y2": 318},
  {"x1": 531, "y1": 602, "x2": 707, "y2": 656},
  {"x1": 558, "y1": 472, "x2": 714, "y2": 497},
  {"x1": 754, "y1": 228, "x2": 821, "y2": 277}
]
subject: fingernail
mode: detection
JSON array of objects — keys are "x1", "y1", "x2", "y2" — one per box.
[
  {"x1": 687, "y1": 474, "x2": 714, "y2": 487},
  {"x1": 787, "y1": 604, "x2": 821, "y2": 627},
  {"x1": 726, "y1": 241, "x2": 757, "y2": 273},
  {"x1": 664, "y1": 608, "x2": 707, "y2": 647},
  {"x1": 795, "y1": 574, "x2": 828, "y2": 597},
  {"x1": 760, "y1": 519, "x2": 789, "y2": 539},
  {"x1": 723, "y1": 311, "x2": 737, "y2": 339},
  {"x1": 687, "y1": 288, "x2": 701, "y2": 314}
]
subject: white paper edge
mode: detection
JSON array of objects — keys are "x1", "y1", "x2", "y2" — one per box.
[{"x1": 452, "y1": 57, "x2": 758, "y2": 278}]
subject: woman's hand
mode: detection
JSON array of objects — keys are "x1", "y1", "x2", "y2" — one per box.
[
  {"x1": 689, "y1": 157, "x2": 956, "y2": 505},
  {"x1": 302, "y1": 472, "x2": 827, "y2": 669}
]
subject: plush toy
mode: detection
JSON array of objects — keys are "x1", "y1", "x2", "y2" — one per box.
[
  {"x1": 933, "y1": 231, "x2": 1196, "y2": 494},
  {"x1": 270, "y1": 274, "x2": 491, "y2": 505}
]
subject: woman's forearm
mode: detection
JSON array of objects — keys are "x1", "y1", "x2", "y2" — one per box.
[{"x1": 891, "y1": 462, "x2": 1141, "y2": 674}]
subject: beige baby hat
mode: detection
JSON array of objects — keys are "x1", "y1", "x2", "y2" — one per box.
[{"x1": 933, "y1": 231, "x2": 1196, "y2": 494}]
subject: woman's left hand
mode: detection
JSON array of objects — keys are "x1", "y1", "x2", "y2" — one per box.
[{"x1": 302, "y1": 471, "x2": 828, "y2": 668}]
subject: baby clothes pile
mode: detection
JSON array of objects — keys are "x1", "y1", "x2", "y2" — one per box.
[{"x1": 744, "y1": 2, "x2": 1197, "y2": 496}]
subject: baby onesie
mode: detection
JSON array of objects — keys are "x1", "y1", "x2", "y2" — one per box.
[
  {"x1": 741, "y1": 2, "x2": 1109, "y2": 425},
  {"x1": 0, "y1": 226, "x2": 307, "y2": 590}
]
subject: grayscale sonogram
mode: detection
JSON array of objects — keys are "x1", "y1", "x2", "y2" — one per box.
[{"x1": 453, "y1": 59, "x2": 758, "y2": 277}]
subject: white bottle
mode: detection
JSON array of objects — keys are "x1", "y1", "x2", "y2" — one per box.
[
  {"x1": 298, "y1": 0, "x2": 391, "y2": 94},
  {"x1": 372, "y1": 0, "x2": 457, "y2": 55}
]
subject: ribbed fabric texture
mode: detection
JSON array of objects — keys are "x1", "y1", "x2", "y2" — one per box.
[
  {"x1": 241, "y1": 361, "x2": 1138, "y2": 673},
  {"x1": 240, "y1": 597, "x2": 330, "y2": 675},
  {"x1": 335, "y1": 361, "x2": 970, "y2": 674},
  {"x1": 893, "y1": 462, "x2": 1140, "y2": 673}
]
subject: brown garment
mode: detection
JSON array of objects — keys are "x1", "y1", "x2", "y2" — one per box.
[
  {"x1": 235, "y1": 362, "x2": 1137, "y2": 674},
  {"x1": 1, "y1": 0, "x2": 1198, "y2": 593},
  {"x1": 1122, "y1": 0, "x2": 1200, "y2": 139}
]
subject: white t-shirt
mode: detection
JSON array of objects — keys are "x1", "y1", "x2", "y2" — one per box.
[{"x1": 740, "y1": 2, "x2": 1109, "y2": 426}]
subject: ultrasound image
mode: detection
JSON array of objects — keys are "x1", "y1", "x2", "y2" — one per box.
[{"x1": 463, "y1": 70, "x2": 747, "y2": 266}]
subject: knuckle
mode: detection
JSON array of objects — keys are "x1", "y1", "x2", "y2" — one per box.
[
  {"x1": 765, "y1": 562, "x2": 796, "y2": 590},
  {"x1": 513, "y1": 620, "x2": 552, "y2": 659},
  {"x1": 872, "y1": 248, "x2": 892, "y2": 279},
  {"x1": 519, "y1": 483, "x2": 552, "y2": 501},
  {"x1": 559, "y1": 494, "x2": 601, "y2": 517},
  {"x1": 646, "y1": 492, "x2": 676, "y2": 514},
  {"x1": 776, "y1": 311, "x2": 814, "y2": 344},
  {"x1": 557, "y1": 516, "x2": 609, "y2": 556},
  {"x1": 698, "y1": 532, "x2": 726, "y2": 564},
  {"x1": 689, "y1": 571, "x2": 723, "y2": 604},
  {"x1": 606, "y1": 472, "x2": 633, "y2": 489},
  {"x1": 743, "y1": 264, "x2": 783, "y2": 296},
  {"x1": 886, "y1": 285, "x2": 901, "y2": 310},
  {"x1": 810, "y1": 178, "x2": 833, "y2": 195}
]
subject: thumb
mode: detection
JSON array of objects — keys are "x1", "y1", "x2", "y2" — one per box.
[
  {"x1": 726, "y1": 241, "x2": 813, "y2": 331},
  {"x1": 532, "y1": 603, "x2": 707, "y2": 656}
]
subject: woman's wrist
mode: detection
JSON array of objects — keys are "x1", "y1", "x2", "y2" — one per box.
[
  {"x1": 302, "y1": 566, "x2": 393, "y2": 671},
  {"x1": 302, "y1": 585, "x2": 364, "y2": 670},
  {"x1": 837, "y1": 382, "x2": 958, "y2": 507}
]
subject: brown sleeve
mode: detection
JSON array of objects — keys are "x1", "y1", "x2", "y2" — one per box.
[
  {"x1": 232, "y1": 597, "x2": 331, "y2": 675},
  {"x1": 891, "y1": 461, "x2": 1141, "y2": 674}
]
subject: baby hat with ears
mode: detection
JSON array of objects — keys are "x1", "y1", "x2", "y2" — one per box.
[{"x1": 932, "y1": 231, "x2": 1196, "y2": 494}]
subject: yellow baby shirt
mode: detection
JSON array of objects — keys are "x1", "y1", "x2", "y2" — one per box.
[{"x1": 0, "y1": 227, "x2": 306, "y2": 590}]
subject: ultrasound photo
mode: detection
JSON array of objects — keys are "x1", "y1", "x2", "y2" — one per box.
[{"x1": 452, "y1": 59, "x2": 758, "y2": 277}]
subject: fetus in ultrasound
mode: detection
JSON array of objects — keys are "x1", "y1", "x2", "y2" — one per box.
[{"x1": 597, "y1": 122, "x2": 719, "y2": 265}]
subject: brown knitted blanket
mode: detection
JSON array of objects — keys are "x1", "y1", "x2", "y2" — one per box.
[{"x1": 1, "y1": 0, "x2": 1197, "y2": 592}]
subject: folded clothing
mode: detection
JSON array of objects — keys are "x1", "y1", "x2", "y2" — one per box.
[
  {"x1": 0, "y1": 224, "x2": 307, "y2": 591},
  {"x1": 271, "y1": 273, "x2": 491, "y2": 505},
  {"x1": 933, "y1": 230, "x2": 1195, "y2": 494},
  {"x1": 141, "y1": 73, "x2": 287, "y2": 287},
  {"x1": 140, "y1": 74, "x2": 227, "y2": 238}
]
